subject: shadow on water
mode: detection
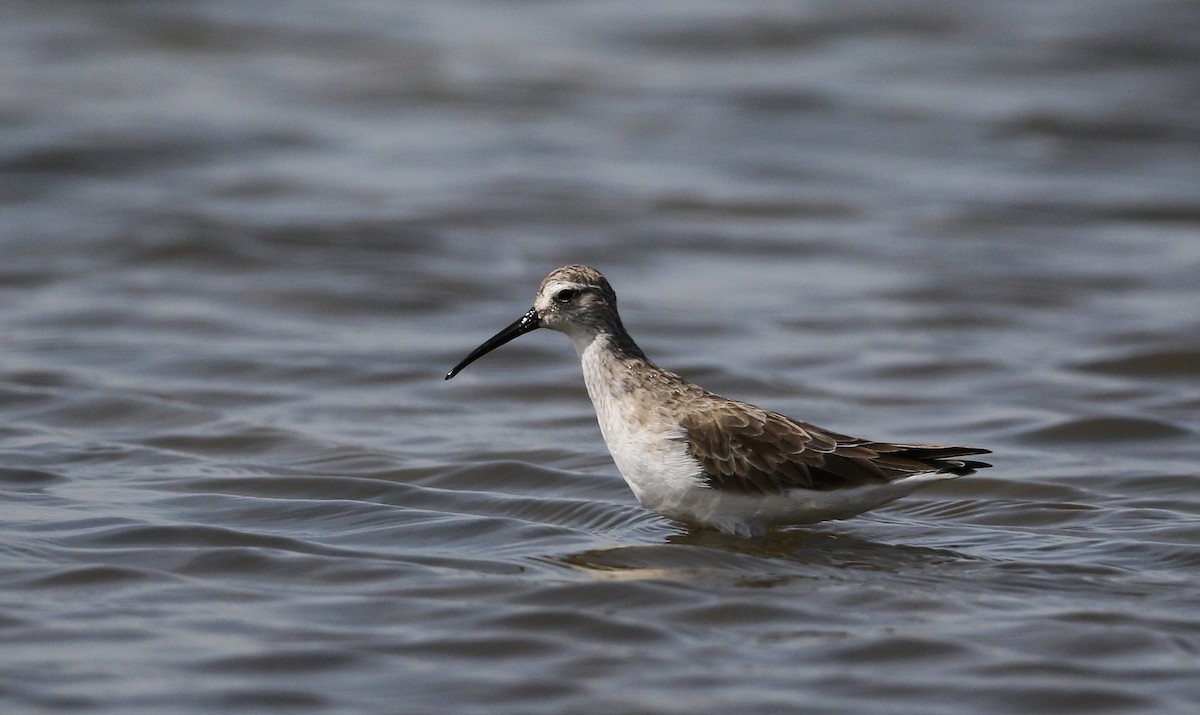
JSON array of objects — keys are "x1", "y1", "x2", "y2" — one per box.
[{"x1": 559, "y1": 522, "x2": 976, "y2": 584}]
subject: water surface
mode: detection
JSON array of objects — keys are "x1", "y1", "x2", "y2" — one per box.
[{"x1": 2, "y1": 1, "x2": 1199, "y2": 713}]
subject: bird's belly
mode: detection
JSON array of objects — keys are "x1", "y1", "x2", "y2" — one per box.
[{"x1": 677, "y1": 472, "x2": 954, "y2": 535}]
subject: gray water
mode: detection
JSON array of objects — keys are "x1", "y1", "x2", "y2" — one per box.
[{"x1": 3, "y1": 1, "x2": 1199, "y2": 713}]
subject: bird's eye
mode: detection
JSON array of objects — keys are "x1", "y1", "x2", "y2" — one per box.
[{"x1": 553, "y1": 288, "x2": 578, "y2": 304}]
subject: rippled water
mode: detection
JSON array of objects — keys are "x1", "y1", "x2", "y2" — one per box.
[{"x1": 3, "y1": 1, "x2": 1199, "y2": 712}]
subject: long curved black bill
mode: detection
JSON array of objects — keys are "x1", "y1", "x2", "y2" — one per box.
[{"x1": 445, "y1": 308, "x2": 541, "y2": 380}]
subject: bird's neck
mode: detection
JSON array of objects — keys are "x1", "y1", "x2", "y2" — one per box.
[
  {"x1": 572, "y1": 322, "x2": 652, "y2": 402},
  {"x1": 567, "y1": 312, "x2": 645, "y2": 362}
]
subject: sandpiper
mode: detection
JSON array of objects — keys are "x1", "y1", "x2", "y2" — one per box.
[{"x1": 446, "y1": 265, "x2": 991, "y2": 537}]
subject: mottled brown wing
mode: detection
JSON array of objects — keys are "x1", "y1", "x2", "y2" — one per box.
[{"x1": 678, "y1": 403, "x2": 991, "y2": 495}]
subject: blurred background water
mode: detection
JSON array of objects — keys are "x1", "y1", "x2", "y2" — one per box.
[{"x1": 2, "y1": 0, "x2": 1199, "y2": 713}]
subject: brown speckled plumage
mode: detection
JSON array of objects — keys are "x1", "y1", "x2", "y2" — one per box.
[{"x1": 678, "y1": 400, "x2": 990, "y2": 495}]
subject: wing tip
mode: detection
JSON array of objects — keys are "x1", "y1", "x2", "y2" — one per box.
[{"x1": 934, "y1": 458, "x2": 993, "y2": 476}]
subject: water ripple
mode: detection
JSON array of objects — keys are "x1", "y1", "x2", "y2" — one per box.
[{"x1": 2, "y1": 1, "x2": 1199, "y2": 713}]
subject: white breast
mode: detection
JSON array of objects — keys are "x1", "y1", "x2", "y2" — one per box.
[{"x1": 573, "y1": 335, "x2": 707, "y2": 516}]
